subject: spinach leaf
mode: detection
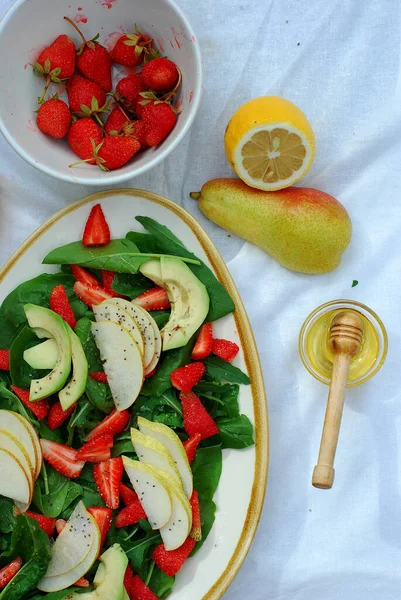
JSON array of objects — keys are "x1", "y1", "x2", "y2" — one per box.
[
  {"x1": 112, "y1": 272, "x2": 152, "y2": 299},
  {"x1": 216, "y1": 415, "x2": 254, "y2": 449},
  {"x1": 150, "y1": 311, "x2": 171, "y2": 330},
  {"x1": 123, "y1": 529, "x2": 161, "y2": 572},
  {"x1": 112, "y1": 433, "x2": 135, "y2": 458},
  {"x1": 0, "y1": 535, "x2": 11, "y2": 553},
  {"x1": 0, "y1": 273, "x2": 86, "y2": 349},
  {"x1": 33, "y1": 465, "x2": 82, "y2": 518},
  {"x1": 192, "y1": 445, "x2": 222, "y2": 502},
  {"x1": 85, "y1": 378, "x2": 114, "y2": 414},
  {"x1": 148, "y1": 567, "x2": 175, "y2": 598},
  {"x1": 38, "y1": 421, "x2": 63, "y2": 443},
  {"x1": 9, "y1": 326, "x2": 50, "y2": 389},
  {"x1": 43, "y1": 239, "x2": 200, "y2": 273},
  {"x1": 134, "y1": 217, "x2": 235, "y2": 322},
  {"x1": 195, "y1": 382, "x2": 240, "y2": 419},
  {"x1": 0, "y1": 385, "x2": 39, "y2": 427},
  {"x1": 77, "y1": 480, "x2": 105, "y2": 509},
  {"x1": 28, "y1": 589, "x2": 89, "y2": 599},
  {"x1": 0, "y1": 372, "x2": 10, "y2": 386},
  {"x1": 133, "y1": 393, "x2": 183, "y2": 429},
  {"x1": 0, "y1": 515, "x2": 51, "y2": 600},
  {"x1": 0, "y1": 498, "x2": 16, "y2": 534},
  {"x1": 125, "y1": 231, "x2": 159, "y2": 253},
  {"x1": 203, "y1": 356, "x2": 250, "y2": 385}
]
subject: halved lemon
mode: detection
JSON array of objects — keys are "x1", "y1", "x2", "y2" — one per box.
[{"x1": 224, "y1": 96, "x2": 315, "y2": 191}]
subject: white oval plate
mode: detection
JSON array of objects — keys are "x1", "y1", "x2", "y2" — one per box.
[{"x1": 0, "y1": 189, "x2": 268, "y2": 600}]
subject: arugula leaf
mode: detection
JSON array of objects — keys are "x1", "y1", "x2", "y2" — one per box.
[
  {"x1": 9, "y1": 325, "x2": 50, "y2": 389},
  {"x1": 196, "y1": 382, "x2": 240, "y2": 419},
  {"x1": 33, "y1": 465, "x2": 82, "y2": 518},
  {"x1": 43, "y1": 239, "x2": 200, "y2": 273},
  {"x1": 134, "y1": 217, "x2": 235, "y2": 322},
  {"x1": 148, "y1": 567, "x2": 175, "y2": 598},
  {"x1": 216, "y1": 414, "x2": 254, "y2": 449},
  {"x1": 192, "y1": 445, "x2": 222, "y2": 502},
  {"x1": 112, "y1": 433, "x2": 135, "y2": 458},
  {"x1": 203, "y1": 356, "x2": 250, "y2": 384},
  {"x1": 122, "y1": 529, "x2": 161, "y2": 572},
  {"x1": 132, "y1": 392, "x2": 183, "y2": 429},
  {"x1": 0, "y1": 515, "x2": 51, "y2": 600},
  {"x1": 0, "y1": 498, "x2": 16, "y2": 534},
  {"x1": 112, "y1": 272, "x2": 152, "y2": 299}
]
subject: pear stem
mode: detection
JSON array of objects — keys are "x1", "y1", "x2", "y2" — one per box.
[
  {"x1": 190, "y1": 192, "x2": 201, "y2": 200},
  {"x1": 64, "y1": 16, "x2": 87, "y2": 45}
]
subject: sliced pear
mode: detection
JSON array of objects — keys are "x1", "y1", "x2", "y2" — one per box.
[
  {"x1": 37, "y1": 501, "x2": 100, "y2": 592},
  {"x1": 0, "y1": 447, "x2": 32, "y2": 507},
  {"x1": 132, "y1": 304, "x2": 162, "y2": 376},
  {"x1": 93, "y1": 301, "x2": 144, "y2": 356},
  {"x1": 123, "y1": 456, "x2": 172, "y2": 529},
  {"x1": 91, "y1": 321, "x2": 144, "y2": 411},
  {"x1": 0, "y1": 410, "x2": 39, "y2": 479},
  {"x1": 137, "y1": 417, "x2": 193, "y2": 498},
  {"x1": 131, "y1": 428, "x2": 182, "y2": 486},
  {"x1": 108, "y1": 298, "x2": 156, "y2": 372},
  {"x1": 0, "y1": 430, "x2": 35, "y2": 482},
  {"x1": 158, "y1": 471, "x2": 192, "y2": 550},
  {"x1": 14, "y1": 411, "x2": 42, "y2": 479},
  {"x1": 23, "y1": 339, "x2": 58, "y2": 370}
]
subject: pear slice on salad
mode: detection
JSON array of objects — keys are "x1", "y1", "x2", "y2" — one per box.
[
  {"x1": 0, "y1": 447, "x2": 32, "y2": 508},
  {"x1": 158, "y1": 471, "x2": 192, "y2": 551},
  {"x1": 137, "y1": 417, "x2": 193, "y2": 498},
  {"x1": 58, "y1": 325, "x2": 88, "y2": 411},
  {"x1": 131, "y1": 304, "x2": 162, "y2": 376},
  {"x1": 0, "y1": 430, "x2": 35, "y2": 484},
  {"x1": 123, "y1": 456, "x2": 172, "y2": 529},
  {"x1": 131, "y1": 428, "x2": 183, "y2": 486},
  {"x1": 91, "y1": 321, "x2": 144, "y2": 410},
  {"x1": 37, "y1": 501, "x2": 100, "y2": 592},
  {"x1": 93, "y1": 301, "x2": 144, "y2": 357},
  {"x1": 23, "y1": 338, "x2": 58, "y2": 370},
  {"x1": 0, "y1": 410, "x2": 41, "y2": 479}
]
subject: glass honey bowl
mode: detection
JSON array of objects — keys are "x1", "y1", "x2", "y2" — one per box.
[{"x1": 299, "y1": 300, "x2": 388, "y2": 387}]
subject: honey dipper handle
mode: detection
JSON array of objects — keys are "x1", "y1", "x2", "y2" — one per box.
[{"x1": 312, "y1": 352, "x2": 351, "y2": 489}]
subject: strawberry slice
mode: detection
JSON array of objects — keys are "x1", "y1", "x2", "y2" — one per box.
[
  {"x1": 183, "y1": 433, "x2": 202, "y2": 465},
  {"x1": 89, "y1": 371, "x2": 108, "y2": 383},
  {"x1": 85, "y1": 409, "x2": 130, "y2": 442},
  {"x1": 180, "y1": 391, "x2": 219, "y2": 440},
  {"x1": 101, "y1": 270, "x2": 121, "y2": 297},
  {"x1": 55, "y1": 519, "x2": 67, "y2": 535},
  {"x1": 119, "y1": 483, "x2": 139, "y2": 506},
  {"x1": 115, "y1": 500, "x2": 147, "y2": 528},
  {"x1": 191, "y1": 323, "x2": 213, "y2": 360},
  {"x1": 74, "y1": 577, "x2": 90, "y2": 588},
  {"x1": 189, "y1": 491, "x2": 202, "y2": 541},
  {"x1": 211, "y1": 339, "x2": 239, "y2": 362},
  {"x1": 49, "y1": 284, "x2": 77, "y2": 328},
  {"x1": 11, "y1": 386, "x2": 50, "y2": 420},
  {"x1": 124, "y1": 568, "x2": 157, "y2": 600},
  {"x1": 73, "y1": 281, "x2": 113, "y2": 308},
  {"x1": 134, "y1": 287, "x2": 170, "y2": 310},
  {"x1": 82, "y1": 204, "x2": 111, "y2": 247},
  {"x1": 0, "y1": 349, "x2": 10, "y2": 370},
  {"x1": 76, "y1": 433, "x2": 114, "y2": 462},
  {"x1": 87, "y1": 506, "x2": 113, "y2": 552},
  {"x1": 40, "y1": 439, "x2": 85, "y2": 479},
  {"x1": 25, "y1": 511, "x2": 56, "y2": 536},
  {"x1": 152, "y1": 537, "x2": 196, "y2": 577},
  {"x1": 70, "y1": 265, "x2": 99, "y2": 287},
  {"x1": 170, "y1": 362, "x2": 205, "y2": 393},
  {"x1": 144, "y1": 367, "x2": 156, "y2": 380},
  {"x1": 47, "y1": 401, "x2": 76, "y2": 430},
  {"x1": 0, "y1": 557, "x2": 22, "y2": 588},
  {"x1": 93, "y1": 457, "x2": 123, "y2": 509}
]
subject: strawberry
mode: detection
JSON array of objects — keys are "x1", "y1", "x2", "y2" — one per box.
[
  {"x1": 49, "y1": 284, "x2": 76, "y2": 328},
  {"x1": 47, "y1": 401, "x2": 76, "y2": 430},
  {"x1": 55, "y1": 519, "x2": 67, "y2": 535},
  {"x1": 189, "y1": 491, "x2": 202, "y2": 541},
  {"x1": 212, "y1": 339, "x2": 239, "y2": 362},
  {"x1": 11, "y1": 386, "x2": 50, "y2": 420},
  {"x1": 134, "y1": 287, "x2": 170, "y2": 310},
  {"x1": 89, "y1": 371, "x2": 108, "y2": 383},
  {"x1": 67, "y1": 118, "x2": 103, "y2": 164},
  {"x1": 74, "y1": 577, "x2": 90, "y2": 588},
  {"x1": 34, "y1": 35, "x2": 76, "y2": 81},
  {"x1": 0, "y1": 557, "x2": 22, "y2": 589},
  {"x1": 141, "y1": 102, "x2": 177, "y2": 147},
  {"x1": 170, "y1": 362, "x2": 205, "y2": 392},
  {"x1": 73, "y1": 281, "x2": 113, "y2": 307},
  {"x1": 191, "y1": 323, "x2": 213, "y2": 360},
  {"x1": 87, "y1": 506, "x2": 113, "y2": 551},
  {"x1": 76, "y1": 433, "x2": 114, "y2": 462},
  {"x1": 25, "y1": 511, "x2": 56, "y2": 536},
  {"x1": 180, "y1": 391, "x2": 219, "y2": 440},
  {"x1": 90, "y1": 136, "x2": 141, "y2": 171},
  {"x1": 110, "y1": 29, "x2": 154, "y2": 67},
  {"x1": 70, "y1": 265, "x2": 99, "y2": 286},
  {"x1": 82, "y1": 204, "x2": 110, "y2": 246},
  {"x1": 119, "y1": 483, "x2": 139, "y2": 506},
  {"x1": 142, "y1": 57, "x2": 179, "y2": 92},
  {"x1": 135, "y1": 92, "x2": 157, "y2": 119},
  {"x1": 131, "y1": 119, "x2": 149, "y2": 149},
  {"x1": 93, "y1": 457, "x2": 123, "y2": 509},
  {"x1": 67, "y1": 74, "x2": 107, "y2": 118},
  {"x1": 40, "y1": 439, "x2": 85, "y2": 478},
  {"x1": 64, "y1": 17, "x2": 112, "y2": 92},
  {"x1": 115, "y1": 500, "x2": 147, "y2": 528},
  {"x1": 144, "y1": 367, "x2": 156, "y2": 379},
  {"x1": 85, "y1": 409, "x2": 130, "y2": 442},
  {"x1": 115, "y1": 74, "x2": 147, "y2": 111},
  {"x1": 104, "y1": 106, "x2": 133, "y2": 136},
  {"x1": 0, "y1": 349, "x2": 10, "y2": 370},
  {"x1": 183, "y1": 433, "x2": 201, "y2": 465},
  {"x1": 101, "y1": 270, "x2": 120, "y2": 296},
  {"x1": 152, "y1": 537, "x2": 196, "y2": 577},
  {"x1": 37, "y1": 99, "x2": 71, "y2": 139},
  {"x1": 125, "y1": 570, "x2": 157, "y2": 600}
]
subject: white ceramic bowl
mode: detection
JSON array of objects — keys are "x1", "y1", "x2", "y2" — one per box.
[{"x1": 0, "y1": 0, "x2": 202, "y2": 184}]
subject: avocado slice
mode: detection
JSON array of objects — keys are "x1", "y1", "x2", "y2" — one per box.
[
  {"x1": 59, "y1": 326, "x2": 88, "y2": 411},
  {"x1": 23, "y1": 339, "x2": 58, "y2": 370},
  {"x1": 139, "y1": 257, "x2": 210, "y2": 351},
  {"x1": 24, "y1": 304, "x2": 72, "y2": 401}
]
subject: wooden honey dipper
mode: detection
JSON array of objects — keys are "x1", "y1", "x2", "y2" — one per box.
[{"x1": 312, "y1": 311, "x2": 364, "y2": 489}]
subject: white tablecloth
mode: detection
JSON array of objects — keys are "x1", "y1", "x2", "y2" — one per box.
[{"x1": 1, "y1": 0, "x2": 400, "y2": 598}]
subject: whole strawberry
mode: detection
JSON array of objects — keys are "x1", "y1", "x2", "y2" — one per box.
[
  {"x1": 34, "y1": 34, "x2": 76, "y2": 81},
  {"x1": 67, "y1": 74, "x2": 107, "y2": 119},
  {"x1": 68, "y1": 118, "x2": 103, "y2": 164},
  {"x1": 65, "y1": 17, "x2": 112, "y2": 92},
  {"x1": 104, "y1": 106, "x2": 133, "y2": 135},
  {"x1": 37, "y1": 98, "x2": 71, "y2": 139},
  {"x1": 142, "y1": 57, "x2": 179, "y2": 92},
  {"x1": 91, "y1": 136, "x2": 141, "y2": 170},
  {"x1": 110, "y1": 28, "x2": 154, "y2": 67},
  {"x1": 131, "y1": 119, "x2": 148, "y2": 149},
  {"x1": 141, "y1": 102, "x2": 177, "y2": 146},
  {"x1": 115, "y1": 74, "x2": 147, "y2": 111},
  {"x1": 135, "y1": 92, "x2": 158, "y2": 118}
]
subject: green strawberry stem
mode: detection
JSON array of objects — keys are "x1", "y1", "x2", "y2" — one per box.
[
  {"x1": 38, "y1": 77, "x2": 51, "y2": 105},
  {"x1": 64, "y1": 16, "x2": 87, "y2": 45}
]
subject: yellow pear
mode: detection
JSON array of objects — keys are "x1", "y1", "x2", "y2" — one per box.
[{"x1": 193, "y1": 179, "x2": 352, "y2": 275}]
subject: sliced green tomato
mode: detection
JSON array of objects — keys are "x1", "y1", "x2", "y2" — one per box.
[
  {"x1": 58, "y1": 326, "x2": 88, "y2": 411},
  {"x1": 93, "y1": 301, "x2": 144, "y2": 356},
  {"x1": 24, "y1": 304, "x2": 72, "y2": 401},
  {"x1": 23, "y1": 339, "x2": 58, "y2": 370}
]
